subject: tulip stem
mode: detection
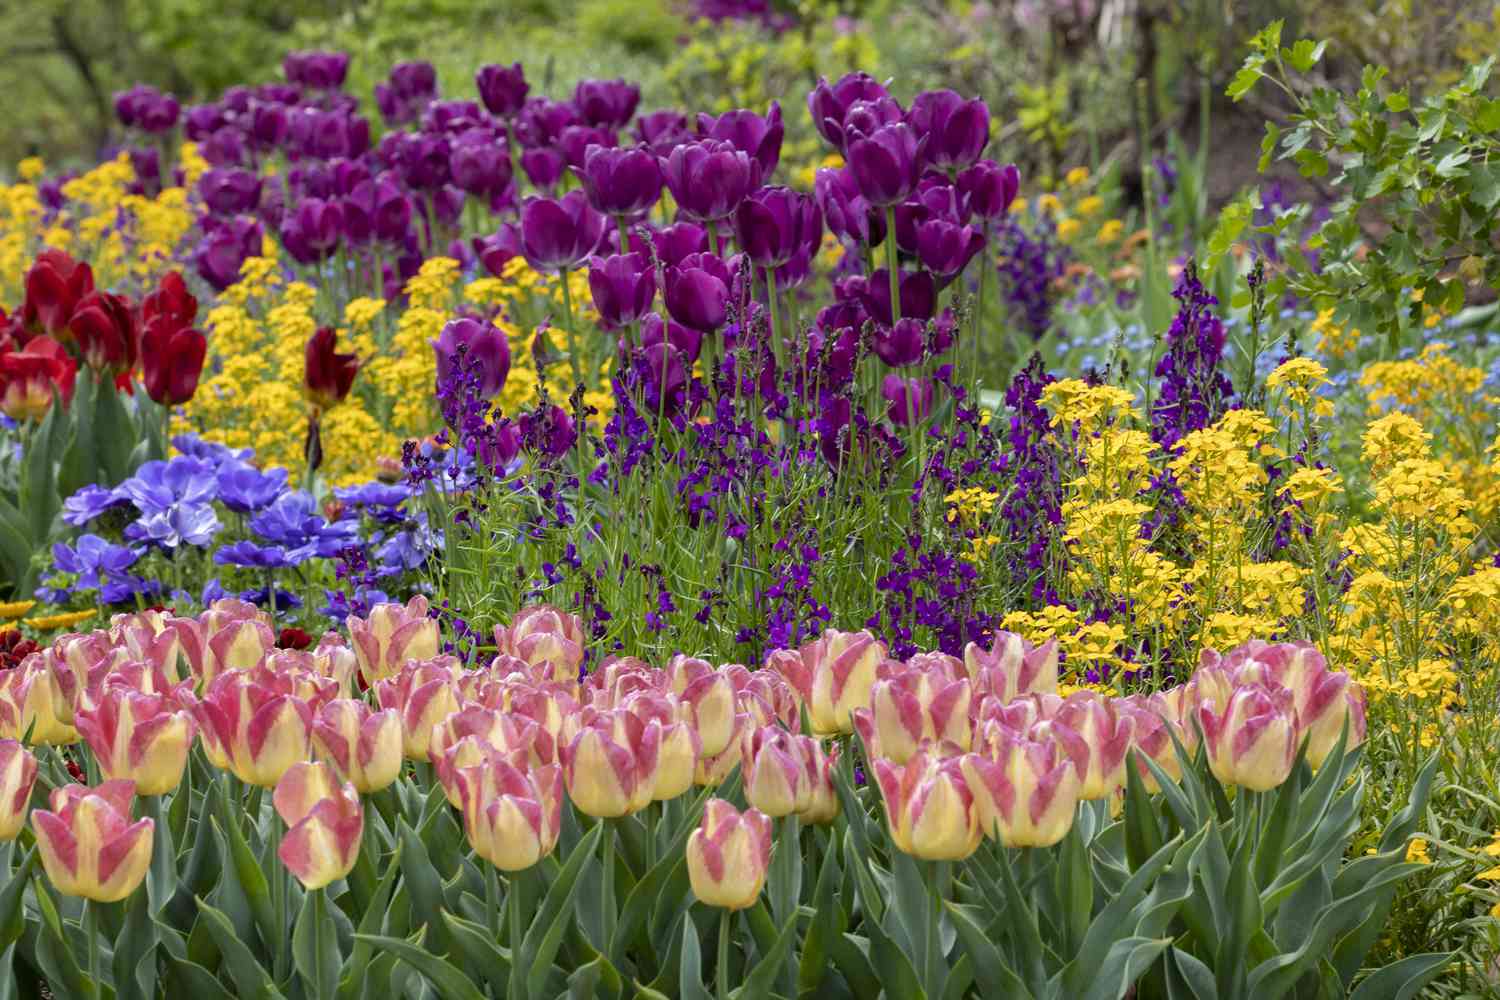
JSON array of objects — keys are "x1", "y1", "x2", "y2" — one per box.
[
  {"x1": 600, "y1": 820, "x2": 616, "y2": 952},
  {"x1": 84, "y1": 899, "x2": 100, "y2": 998},
  {"x1": 716, "y1": 908, "x2": 731, "y2": 1000},
  {"x1": 312, "y1": 888, "x2": 329, "y2": 1000},
  {"x1": 508, "y1": 872, "x2": 526, "y2": 1000},
  {"x1": 558, "y1": 269, "x2": 584, "y2": 394},
  {"x1": 486, "y1": 863, "x2": 500, "y2": 938},
  {"x1": 884, "y1": 207, "x2": 901, "y2": 326}
]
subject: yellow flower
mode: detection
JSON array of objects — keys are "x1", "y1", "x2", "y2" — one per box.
[
  {"x1": 1064, "y1": 166, "x2": 1090, "y2": 187},
  {"x1": 1056, "y1": 218, "x2": 1081, "y2": 241},
  {"x1": 17, "y1": 157, "x2": 45, "y2": 181},
  {"x1": 1075, "y1": 195, "x2": 1103, "y2": 217},
  {"x1": 1096, "y1": 219, "x2": 1124, "y2": 245},
  {"x1": 0, "y1": 602, "x2": 35, "y2": 620},
  {"x1": 1266, "y1": 357, "x2": 1330, "y2": 405},
  {"x1": 24, "y1": 610, "x2": 98, "y2": 631},
  {"x1": 1037, "y1": 193, "x2": 1062, "y2": 217},
  {"x1": 1405, "y1": 838, "x2": 1430, "y2": 864}
]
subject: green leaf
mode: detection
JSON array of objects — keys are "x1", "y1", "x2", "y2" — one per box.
[
  {"x1": 397, "y1": 818, "x2": 449, "y2": 952},
  {"x1": 113, "y1": 886, "x2": 159, "y2": 1000},
  {"x1": 945, "y1": 902, "x2": 1030, "y2": 998},
  {"x1": 162, "y1": 957, "x2": 237, "y2": 1000},
  {"x1": 1346, "y1": 952, "x2": 1454, "y2": 1000},
  {"x1": 440, "y1": 910, "x2": 512, "y2": 987},
  {"x1": 195, "y1": 897, "x2": 283, "y2": 999},
  {"x1": 214, "y1": 814, "x2": 276, "y2": 957},
  {"x1": 1079, "y1": 937, "x2": 1172, "y2": 1000},
  {"x1": 1165, "y1": 948, "x2": 1218, "y2": 1000},
  {"x1": 293, "y1": 890, "x2": 342, "y2": 1000},
  {"x1": 56, "y1": 371, "x2": 97, "y2": 500},
  {"x1": 353, "y1": 932, "x2": 485, "y2": 1000},
  {"x1": 678, "y1": 912, "x2": 713, "y2": 1000},
  {"x1": 864, "y1": 905, "x2": 925, "y2": 1000},
  {"x1": 1283, "y1": 39, "x2": 1326, "y2": 73},
  {"x1": 569, "y1": 953, "x2": 624, "y2": 1000},
  {"x1": 797, "y1": 835, "x2": 844, "y2": 997},
  {"x1": 1204, "y1": 193, "x2": 1256, "y2": 275},
  {"x1": 1227, "y1": 65, "x2": 1263, "y2": 102},
  {"x1": 93, "y1": 375, "x2": 139, "y2": 486},
  {"x1": 730, "y1": 909, "x2": 797, "y2": 1000},
  {"x1": 522, "y1": 820, "x2": 603, "y2": 997},
  {"x1": 337, "y1": 847, "x2": 401, "y2": 1000},
  {"x1": 30, "y1": 880, "x2": 88, "y2": 1000},
  {"x1": 614, "y1": 782, "x2": 717, "y2": 963},
  {"x1": 828, "y1": 933, "x2": 881, "y2": 999},
  {"x1": 0, "y1": 850, "x2": 35, "y2": 950}
]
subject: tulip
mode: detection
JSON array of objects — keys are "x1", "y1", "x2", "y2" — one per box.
[
  {"x1": 873, "y1": 749, "x2": 983, "y2": 860},
  {"x1": 476, "y1": 63, "x2": 529, "y2": 117},
  {"x1": 304, "y1": 326, "x2": 360, "y2": 412},
  {"x1": 450, "y1": 141, "x2": 513, "y2": 200},
  {"x1": 699, "y1": 102, "x2": 784, "y2": 176},
  {"x1": 799, "y1": 740, "x2": 839, "y2": 824},
  {"x1": 577, "y1": 145, "x2": 662, "y2": 218},
  {"x1": 957, "y1": 160, "x2": 1020, "y2": 221},
  {"x1": 882, "y1": 374, "x2": 934, "y2": 426},
  {"x1": 655, "y1": 719, "x2": 702, "y2": 801},
  {"x1": 1118, "y1": 695, "x2": 1182, "y2": 790},
  {"x1": 520, "y1": 192, "x2": 606, "y2": 272},
  {"x1": 0, "y1": 665, "x2": 77, "y2": 744},
  {"x1": 735, "y1": 186, "x2": 822, "y2": 269},
  {"x1": 915, "y1": 218, "x2": 985, "y2": 279},
  {"x1": 273, "y1": 761, "x2": 344, "y2": 827},
  {"x1": 686, "y1": 799, "x2": 771, "y2": 910},
  {"x1": 493, "y1": 605, "x2": 586, "y2": 682},
  {"x1": 456, "y1": 748, "x2": 563, "y2": 870},
  {"x1": 277, "y1": 775, "x2": 362, "y2": 890},
  {"x1": 560, "y1": 711, "x2": 661, "y2": 817},
  {"x1": 846, "y1": 123, "x2": 924, "y2": 207},
  {"x1": 198, "y1": 167, "x2": 263, "y2": 216},
  {"x1": 964, "y1": 632, "x2": 1059, "y2": 706},
  {"x1": 961, "y1": 730, "x2": 1081, "y2": 848},
  {"x1": 588, "y1": 253, "x2": 656, "y2": 329},
  {"x1": 574, "y1": 78, "x2": 640, "y2": 129},
  {"x1": 694, "y1": 714, "x2": 747, "y2": 786},
  {"x1": 193, "y1": 216, "x2": 263, "y2": 291},
  {"x1": 375, "y1": 658, "x2": 463, "y2": 760},
  {"x1": 661, "y1": 140, "x2": 757, "y2": 223},
  {"x1": 311, "y1": 699, "x2": 403, "y2": 793},
  {"x1": 518, "y1": 403, "x2": 576, "y2": 461},
  {"x1": 521, "y1": 148, "x2": 566, "y2": 191},
  {"x1": 169, "y1": 611, "x2": 274, "y2": 687},
  {"x1": 651, "y1": 222, "x2": 710, "y2": 269},
  {"x1": 1296, "y1": 672, "x2": 1367, "y2": 770},
  {"x1": 23, "y1": 249, "x2": 94, "y2": 336},
  {"x1": 0, "y1": 740, "x2": 37, "y2": 839},
  {"x1": 766, "y1": 629, "x2": 885, "y2": 736},
  {"x1": 1199, "y1": 683, "x2": 1298, "y2": 792},
  {"x1": 664, "y1": 252, "x2": 733, "y2": 332},
  {"x1": 0, "y1": 338, "x2": 76, "y2": 422},
  {"x1": 816, "y1": 166, "x2": 886, "y2": 247},
  {"x1": 284, "y1": 50, "x2": 350, "y2": 90},
  {"x1": 142, "y1": 320, "x2": 207, "y2": 406},
  {"x1": 858, "y1": 268, "x2": 937, "y2": 326},
  {"x1": 282, "y1": 197, "x2": 345, "y2": 264},
  {"x1": 430, "y1": 706, "x2": 545, "y2": 799},
  {"x1": 741, "y1": 725, "x2": 811, "y2": 817},
  {"x1": 194, "y1": 669, "x2": 314, "y2": 786},
  {"x1": 432, "y1": 317, "x2": 511, "y2": 400},
  {"x1": 74, "y1": 688, "x2": 195, "y2": 795},
  {"x1": 1055, "y1": 693, "x2": 1135, "y2": 800},
  {"x1": 908, "y1": 89, "x2": 989, "y2": 170},
  {"x1": 872, "y1": 318, "x2": 926, "y2": 368},
  {"x1": 33, "y1": 780, "x2": 153, "y2": 901},
  {"x1": 675, "y1": 666, "x2": 737, "y2": 758},
  {"x1": 732, "y1": 668, "x2": 801, "y2": 731},
  {"x1": 853, "y1": 666, "x2": 970, "y2": 765},
  {"x1": 636, "y1": 109, "x2": 692, "y2": 154},
  {"x1": 67, "y1": 291, "x2": 137, "y2": 375},
  {"x1": 808, "y1": 72, "x2": 890, "y2": 153}
]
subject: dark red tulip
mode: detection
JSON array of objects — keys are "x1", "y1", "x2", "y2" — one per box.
[
  {"x1": 859, "y1": 268, "x2": 937, "y2": 325},
  {"x1": 915, "y1": 219, "x2": 985, "y2": 279},
  {"x1": 574, "y1": 79, "x2": 640, "y2": 129},
  {"x1": 908, "y1": 89, "x2": 989, "y2": 170},
  {"x1": 847, "y1": 123, "x2": 924, "y2": 208},
  {"x1": 883, "y1": 374, "x2": 934, "y2": 425},
  {"x1": 735, "y1": 186, "x2": 821, "y2": 269},
  {"x1": 588, "y1": 253, "x2": 656, "y2": 329},
  {"x1": 661, "y1": 140, "x2": 758, "y2": 223},
  {"x1": 141, "y1": 272, "x2": 198, "y2": 333},
  {"x1": 304, "y1": 326, "x2": 360, "y2": 411},
  {"x1": 23, "y1": 249, "x2": 94, "y2": 336},
  {"x1": 957, "y1": 160, "x2": 1020, "y2": 221},
  {"x1": 807, "y1": 73, "x2": 890, "y2": 153},
  {"x1": 141, "y1": 321, "x2": 207, "y2": 406},
  {"x1": 275, "y1": 627, "x2": 314, "y2": 651},
  {"x1": 577, "y1": 145, "x2": 661, "y2": 218},
  {"x1": 698, "y1": 102, "x2": 784, "y2": 177},
  {"x1": 520, "y1": 192, "x2": 606, "y2": 272},
  {"x1": 476, "y1": 63, "x2": 529, "y2": 117},
  {"x1": 69, "y1": 292, "x2": 138, "y2": 375},
  {"x1": 432, "y1": 316, "x2": 510, "y2": 398},
  {"x1": 0, "y1": 337, "x2": 75, "y2": 421},
  {"x1": 664, "y1": 252, "x2": 732, "y2": 332}
]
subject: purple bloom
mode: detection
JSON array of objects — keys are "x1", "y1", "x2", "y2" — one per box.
[
  {"x1": 635, "y1": 109, "x2": 692, "y2": 155},
  {"x1": 283, "y1": 50, "x2": 350, "y2": 90},
  {"x1": 62, "y1": 485, "x2": 128, "y2": 526},
  {"x1": 664, "y1": 252, "x2": 734, "y2": 332},
  {"x1": 127, "y1": 503, "x2": 222, "y2": 549},
  {"x1": 520, "y1": 192, "x2": 606, "y2": 272},
  {"x1": 958, "y1": 160, "x2": 1020, "y2": 220},
  {"x1": 914, "y1": 218, "x2": 985, "y2": 279},
  {"x1": 476, "y1": 63, "x2": 529, "y2": 117},
  {"x1": 280, "y1": 197, "x2": 344, "y2": 265},
  {"x1": 846, "y1": 122, "x2": 924, "y2": 207},
  {"x1": 576, "y1": 145, "x2": 661, "y2": 218},
  {"x1": 1150, "y1": 261, "x2": 1235, "y2": 452},
  {"x1": 873, "y1": 318, "x2": 927, "y2": 367},
  {"x1": 119, "y1": 458, "x2": 218, "y2": 515},
  {"x1": 651, "y1": 222, "x2": 709, "y2": 269},
  {"x1": 734, "y1": 186, "x2": 821, "y2": 269},
  {"x1": 661, "y1": 140, "x2": 758, "y2": 222},
  {"x1": 697, "y1": 102, "x2": 784, "y2": 176},
  {"x1": 194, "y1": 216, "x2": 263, "y2": 291},
  {"x1": 214, "y1": 540, "x2": 293, "y2": 569},
  {"x1": 432, "y1": 316, "x2": 511, "y2": 398},
  {"x1": 588, "y1": 253, "x2": 656, "y2": 329},
  {"x1": 216, "y1": 462, "x2": 291, "y2": 514},
  {"x1": 50, "y1": 534, "x2": 139, "y2": 584},
  {"x1": 198, "y1": 167, "x2": 261, "y2": 216},
  {"x1": 807, "y1": 72, "x2": 889, "y2": 153},
  {"x1": 574, "y1": 79, "x2": 640, "y2": 128},
  {"x1": 857, "y1": 268, "x2": 937, "y2": 325},
  {"x1": 816, "y1": 166, "x2": 886, "y2": 247},
  {"x1": 520, "y1": 147, "x2": 567, "y2": 191},
  {"x1": 907, "y1": 89, "x2": 989, "y2": 170},
  {"x1": 252, "y1": 491, "x2": 358, "y2": 561},
  {"x1": 450, "y1": 139, "x2": 513, "y2": 199}
]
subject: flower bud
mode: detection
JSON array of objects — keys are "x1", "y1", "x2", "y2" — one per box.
[
  {"x1": 853, "y1": 663, "x2": 970, "y2": 764},
  {"x1": 686, "y1": 799, "x2": 771, "y2": 910},
  {"x1": 74, "y1": 688, "x2": 196, "y2": 795},
  {"x1": 1200, "y1": 684, "x2": 1297, "y2": 792},
  {"x1": 456, "y1": 749, "x2": 563, "y2": 871},
  {"x1": 0, "y1": 740, "x2": 37, "y2": 839},
  {"x1": 961, "y1": 731, "x2": 1080, "y2": 848},
  {"x1": 767, "y1": 629, "x2": 885, "y2": 736},
  {"x1": 872, "y1": 749, "x2": 982, "y2": 860},
  {"x1": 348, "y1": 596, "x2": 439, "y2": 685},
  {"x1": 560, "y1": 711, "x2": 660, "y2": 817},
  {"x1": 741, "y1": 725, "x2": 811, "y2": 817},
  {"x1": 194, "y1": 669, "x2": 314, "y2": 787},
  {"x1": 1054, "y1": 693, "x2": 1135, "y2": 801},
  {"x1": 798, "y1": 739, "x2": 839, "y2": 825},
  {"x1": 32, "y1": 780, "x2": 153, "y2": 901},
  {"x1": 312, "y1": 700, "x2": 403, "y2": 793},
  {"x1": 374, "y1": 658, "x2": 463, "y2": 760},
  {"x1": 276, "y1": 775, "x2": 362, "y2": 890}
]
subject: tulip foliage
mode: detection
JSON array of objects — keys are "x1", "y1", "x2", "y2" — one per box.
[{"x1": 0, "y1": 601, "x2": 1447, "y2": 999}]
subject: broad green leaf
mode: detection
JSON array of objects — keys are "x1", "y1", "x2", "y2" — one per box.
[
  {"x1": 730, "y1": 909, "x2": 797, "y2": 1000},
  {"x1": 522, "y1": 820, "x2": 603, "y2": 997},
  {"x1": 1346, "y1": 952, "x2": 1455, "y2": 1000},
  {"x1": 195, "y1": 897, "x2": 283, "y2": 999},
  {"x1": 353, "y1": 932, "x2": 485, "y2": 1000},
  {"x1": 677, "y1": 911, "x2": 713, "y2": 1000},
  {"x1": 292, "y1": 890, "x2": 342, "y2": 1000},
  {"x1": 440, "y1": 910, "x2": 512, "y2": 987},
  {"x1": 944, "y1": 902, "x2": 1030, "y2": 998},
  {"x1": 214, "y1": 814, "x2": 275, "y2": 955},
  {"x1": 1079, "y1": 937, "x2": 1172, "y2": 1000}
]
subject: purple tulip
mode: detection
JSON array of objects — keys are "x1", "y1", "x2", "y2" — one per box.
[
  {"x1": 281, "y1": 197, "x2": 344, "y2": 264},
  {"x1": 652, "y1": 222, "x2": 710, "y2": 269},
  {"x1": 126, "y1": 87, "x2": 180, "y2": 134},
  {"x1": 908, "y1": 89, "x2": 989, "y2": 170},
  {"x1": 183, "y1": 104, "x2": 225, "y2": 140},
  {"x1": 883, "y1": 374, "x2": 934, "y2": 425},
  {"x1": 398, "y1": 134, "x2": 451, "y2": 190},
  {"x1": 221, "y1": 87, "x2": 253, "y2": 114},
  {"x1": 557, "y1": 125, "x2": 617, "y2": 170},
  {"x1": 734, "y1": 186, "x2": 821, "y2": 269},
  {"x1": 284, "y1": 50, "x2": 350, "y2": 90},
  {"x1": 807, "y1": 72, "x2": 890, "y2": 152},
  {"x1": 520, "y1": 192, "x2": 606, "y2": 272},
  {"x1": 130, "y1": 148, "x2": 162, "y2": 196},
  {"x1": 698, "y1": 102, "x2": 784, "y2": 177},
  {"x1": 474, "y1": 223, "x2": 522, "y2": 276},
  {"x1": 873, "y1": 317, "x2": 927, "y2": 367},
  {"x1": 521, "y1": 148, "x2": 566, "y2": 191},
  {"x1": 450, "y1": 140, "x2": 513, "y2": 199},
  {"x1": 776, "y1": 246, "x2": 814, "y2": 289},
  {"x1": 588, "y1": 253, "x2": 656, "y2": 328},
  {"x1": 841, "y1": 97, "x2": 904, "y2": 143},
  {"x1": 661, "y1": 140, "x2": 758, "y2": 223},
  {"x1": 858, "y1": 268, "x2": 937, "y2": 325},
  {"x1": 371, "y1": 178, "x2": 414, "y2": 242},
  {"x1": 476, "y1": 63, "x2": 529, "y2": 117},
  {"x1": 520, "y1": 403, "x2": 577, "y2": 460},
  {"x1": 198, "y1": 168, "x2": 262, "y2": 216},
  {"x1": 390, "y1": 61, "x2": 438, "y2": 100},
  {"x1": 816, "y1": 167, "x2": 885, "y2": 246},
  {"x1": 914, "y1": 218, "x2": 985, "y2": 279},
  {"x1": 518, "y1": 98, "x2": 580, "y2": 147},
  {"x1": 635, "y1": 342, "x2": 688, "y2": 412},
  {"x1": 577, "y1": 145, "x2": 661, "y2": 217},
  {"x1": 476, "y1": 420, "x2": 523, "y2": 473},
  {"x1": 429, "y1": 185, "x2": 466, "y2": 228},
  {"x1": 639, "y1": 312, "x2": 703, "y2": 363},
  {"x1": 635, "y1": 110, "x2": 692, "y2": 155},
  {"x1": 665, "y1": 252, "x2": 733, "y2": 332},
  {"x1": 958, "y1": 160, "x2": 1021, "y2": 221},
  {"x1": 250, "y1": 103, "x2": 288, "y2": 151},
  {"x1": 194, "y1": 216, "x2": 263, "y2": 291},
  {"x1": 574, "y1": 79, "x2": 641, "y2": 128},
  {"x1": 846, "y1": 123, "x2": 924, "y2": 207},
  {"x1": 433, "y1": 316, "x2": 511, "y2": 398},
  {"x1": 290, "y1": 164, "x2": 335, "y2": 201},
  {"x1": 331, "y1": 158, "x2": 371, "y2": 196},
  {"x1": 202, "y1": 126, "x2": 248, "y2": 167}
]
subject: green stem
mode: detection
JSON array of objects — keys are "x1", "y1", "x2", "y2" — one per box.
[
  {"x1": 766, "y1": 267, "x2": 782, "y2": 379},
  {"x1": 85, "y1": 899, "x2": 100, "y2": 999},
  {"x1": 559, "y1": 269, "x2": 583, "y2": 392},
  {"x1": 271, "y1": 819, "x2": 287, "y2": 981},
  {"x1": 312, "y1": 888, "x2": 329, "y2": 1000},
  {"x1": 509, "y1": 872, "x2": 527, "y2": 1000},
  {"x1": 884, "y1": 206, "x2": 901, "y2": 325},
  {"x1": 486, "y1": 863, "x2": 500, "y2": 938},
  {"x1": 600, "y1": 820, "x2": 616, "y2": 951},
  {"x1": 717, "y1": 908, "x2": 731, "y2": 1000}
]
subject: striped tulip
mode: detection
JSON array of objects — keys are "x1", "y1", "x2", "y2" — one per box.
[
  {"x1": 741, "y1": 725, "x2": 811, "y2": 817},
  {"x1": 798, "y1": 739, "x2": 839, "y2": 825},
  {"x1": 766, "y1": 629, "x2": 886, "y2": 735},
  {"x1": 374, "y1": 657, "x2": 463, "y2": 760},
  {"x1": 686, "y1": 799, "x2": 772, "y2": 910},
  {"x1": 311, "y1": 699, "x2": 403, "y2": 793},
  {"x1": 961, "y1": 730, "x2": 1081, "y2": 848},
  {"x1": 1055, "y1": 693, "x2": 1135, "y2": 800},
  {"x1": 32, "y1": 780, "x2": 153, "y2": 901},
  {"x1": 276, "y1": 771, "x2": 363, "y2": 890},
  {"x1": 170, "y1": 612, "x2": 275, "y2": 686},
  {"x1": 963, "y1": 631, "x2": 1058, "y2": 706},
  {"x1": 74, "y1": 687, "x2": 197, "y2": 795},
  {"x1": 0, "y1": 664, "x2": 78, "y2": 744},
  {"x1": 492, "y1": 604, "x2": 585, "y2": 682},
  {"x1": 1199, "y1": 683, "x2": 1297, "y2": 792},
  {"x1": 873, "y1": 749, "x2": 983, "y2": 861},
  {"x1": 853, "y1": 663, "x2": 971, "y2": 764},
  {"x1": 348, "y1": 595, "x2": 440, "y2": 684},
  {"x1": 0, "y1": 740, "x2": 37, "y2": 839},
  {"x1": 559, "y1": 710, "x2": 661, "y2": 817},
  {"x1": 456, "y1": 748, "x2": 564, "y2": 871},
  {"x1": 674, "y1": 662, "x2": 737, "y2": 758},
  {"x1": 194, "y1": 668, "x2": 314, "y2": 787}
]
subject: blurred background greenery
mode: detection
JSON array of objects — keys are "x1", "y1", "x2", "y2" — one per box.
[{"x1": 2, "y1": 0, "x2": 1495, "y2": 199}]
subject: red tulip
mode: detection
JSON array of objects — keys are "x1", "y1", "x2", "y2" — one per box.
[
  {"x1": 70, "y1": 292, "x2": 138, "y2": 375},
  {"x1": 304, "y1": 326, "x2": 359, "y2": 411},
  {"x1": 141, "y1": 271, "x2": 198, "y2": 332},
  {"x1": 23, "y1": 249, "x2": 94, "y2": 337},
  {"x1": 141, "y1": 320, "x2": 207, "y2": 405},
  {"x1": 0, "y1": 337, "x2": 76, "y2": 421}
]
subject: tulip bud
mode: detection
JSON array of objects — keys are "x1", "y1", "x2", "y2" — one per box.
[
  {"x1": 276, "y1": 777, "x2": 363, "y2": 890},
  {"x1": 374, "y1": 658, "x2": 463, "y2": 760},
  {"x1": 964, "y1": 632, "x2": 1058, "y2": 706},
  {"x1": 655, "y1": 720, "x2": 702, "y2": 801},
  {"x1": 1299, "y1": 677, "x2": 1367, "y2": 771},
  {"x1": 194, "y1": 669, "x2": 314, "y2": 787},
  {"x1": 456, "y1": 750, "x2": 563, "y2": 871},
  {"x1": 873, "y1": 749, "x2": 983, "y2": 860},
  {"x1": 0, "y1": 664, "x2": 78, "y2": 745},
  {"x1": 32, "y1": 780, "x2": 154, "y2": 901},
  {"x1": 304, "y1": 326, "x2": 360, "y2": 412},
  {"x1": 560, "y1": 712, "x2": 660, "y2": 817},
  {"x1": 853, "y1": 664, "x2": 970, "y2": 764},
  {"x1": 767, "y1": 629, "x2": 885, "y2": 736},
  {"x1": 695, "y1": 713, "x2": 748, "y2": 787},
  {"x1": 0, "y1": 740, "x2": 37, "y2": 839},
  {"x1": 273, "y1": 761, "x2": 344, "y2": 827},
  {"x1": 961, "y1": 731, "x2": 1080, "y2": 848},
  {"x1": 741, "y1": 725, "x2": 811, "y2": 817},
  {"x1": 312, "y1": 700, "x2": 403, "y2": 793},
  {"x1": 686, "y1": 799, "x2": 771, "y2": 910},
  {"x1": 348, "y1": 596, "x2": 440, "y2": 685},
  {"x1": 677, "y1": 667, "x2": 737, "y2": 758},
  {"x1": 1199, "y1": 684, "x2": 1298, "y2": 792},
  {"x1": 74, "y1": 688, "x2": 196, "y2": 795},
  {"x1": 798, "y1": 739, "x2": 839, "y2": 825},
  {"x1": 493, "y1": 605, "x2": 585, "y2": 682},
  {"x1": 1054, "y1": 693, "x2": 1135, "y2": 801}
]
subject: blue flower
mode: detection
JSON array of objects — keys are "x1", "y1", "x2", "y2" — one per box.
[
  {"x1": 214, "y1": 540, "x2": 293, "y2": 569},
  {"x1": 61, "y1": 484, "x2": 129, "y2": 526},
  {"x1": 48, "y1": 534, "x2": 140, "y2": 593},
  {"x1": 119, "y1": 457, "x2": 219, "y2": 515},
  {"x1": 374, "y1": 515, "x2": 441, "y2": 574},
  {"x1": 126, "y1": 502, "x2": 222, "y2": 549},
  {"x1": 217, "y1": 462, "x2": 291, "y2": 514},
  {"x1": 251, "y1": 491, "x2": 358, "y2": 561},
  {"x1": 319, "y1": 587, "x2": 390, "y2": 620},
  {"x1": 201, "y1": 578, "x2": 234, "y2": 605},
  {"x1": 172, "y1": 434, "x2": 253, "y2": 468},
  {"x1": 239, "y1": 586, "x2": 303, "y2": 612},
  {"x1": 333, "y1": 481, "x2": 411, "y2": 523},
  {"x1": 101, "y1": 575, "x2": 162, "y2": 605}
]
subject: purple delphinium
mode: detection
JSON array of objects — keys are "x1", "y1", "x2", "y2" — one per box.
[
  {"x1": 1149, "y1": 261, "x2": 1235, "y2": 453},
  {"x1": 994, "y1": 214, "x2": 1069, "y2": 339}
]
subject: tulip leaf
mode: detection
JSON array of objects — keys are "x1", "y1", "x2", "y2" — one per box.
[
  {"x1": 93, "y1": 374, "x2": 138, "y2": 487},
  {"x1": 147, "y1": 795, "x2": 178, "y2": 916},
  {"x1": 19, "y1": 390, "x2": 62, "y2": 543},
  {"x1": 397, "y1": 819, "x2": 450, "y2": 954},
  {"x1": 213, "y1": 812, "x2": 276, "y2": 958},
  {"x1": 797, "y1": 834, "x2": 844, "y2": 997},
  {"x1": 1122, "y1": 756, "x2": 1165, "y2": 871},
  {"x1": 114, "y1": 886, "x2": 159, "y2": 1000},
  {"x1": 995, "y1": 845, "x2": 1047, "y2": 992},
  {"x1": 522, "y1": 820, "x2": 603, "y2": 998},
  {"x1": 858, "y1": 903, "x2": 925, "y2": 1000},
  {"x1": 56, "y1": 369, "x2": 97, "y2": 500},
  {"x1": 0, "y1": 504, "x2": 36, "y2": 595},
  {"x1": 940, "y1": 952, "x2": 974, "y2": 1000},
  {"x1": 207, "y1": 818, "x2": 260, "y2": 950},
  {"x1": 1079, "y1": 937, "x2": 1173, "y2": 1000},
  {"x1": 1253, "y1": 766, "x2": 1303, "y2": 891},
  {"x1": 0, "y1": 943, "x2": 17, "y2": 1000},
  {"x1": 337, "y1": 837, "x2": 402, "y2": 1000},
  {"x1": 440, "y1": 909, "x2": 512, "y2": 987},
  {"x1": 1056, "y1": 819, "x2": 1092, "y2": 955},
  {"x1": 944, "y1": 901, "x2": 1030, "y2": 998},
  {"x1": 730, "y1": 908, "x2": 798, "y2": 1000},
  {"x1": 569, "y1": 952, "x2": 625, "y2": 1000},
  {"x1": 0, "y1": 849, "x2": 35, "y2": 951},
  {"x1": 1346, "y1": 951, "x2": 1454, "y2": 1000},
  {"x1": 162, "y1": 956, "x2": 237, "y2": 1000},
  {"x1": 352, "y1": 932, "x2": 485, "y2": 1000},
  {"x1": 832, "y1": 752, "x2": 883, "y2": 924},
  {"x1": 828, "y1": 933, "x2": 880, "y2": 998},
  {"x1": 840, "y1": 828, "x2": 886, "y2": 929},
  {"x1": 194, "y1": 896, "x2": 284, "y2": 999},
  {"x1": 615, "y1": 782, "x2": 719, "y2": 966},
  {"x1": 1164, "y1": 947, "x2": 1218, "y2": 1000},
  {"x1": 293, "y1": 890, "x2": 342, "y2": 1000},
  {"x1": 677, "y1": 911, "x2": 713, "y2": 1000}
]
